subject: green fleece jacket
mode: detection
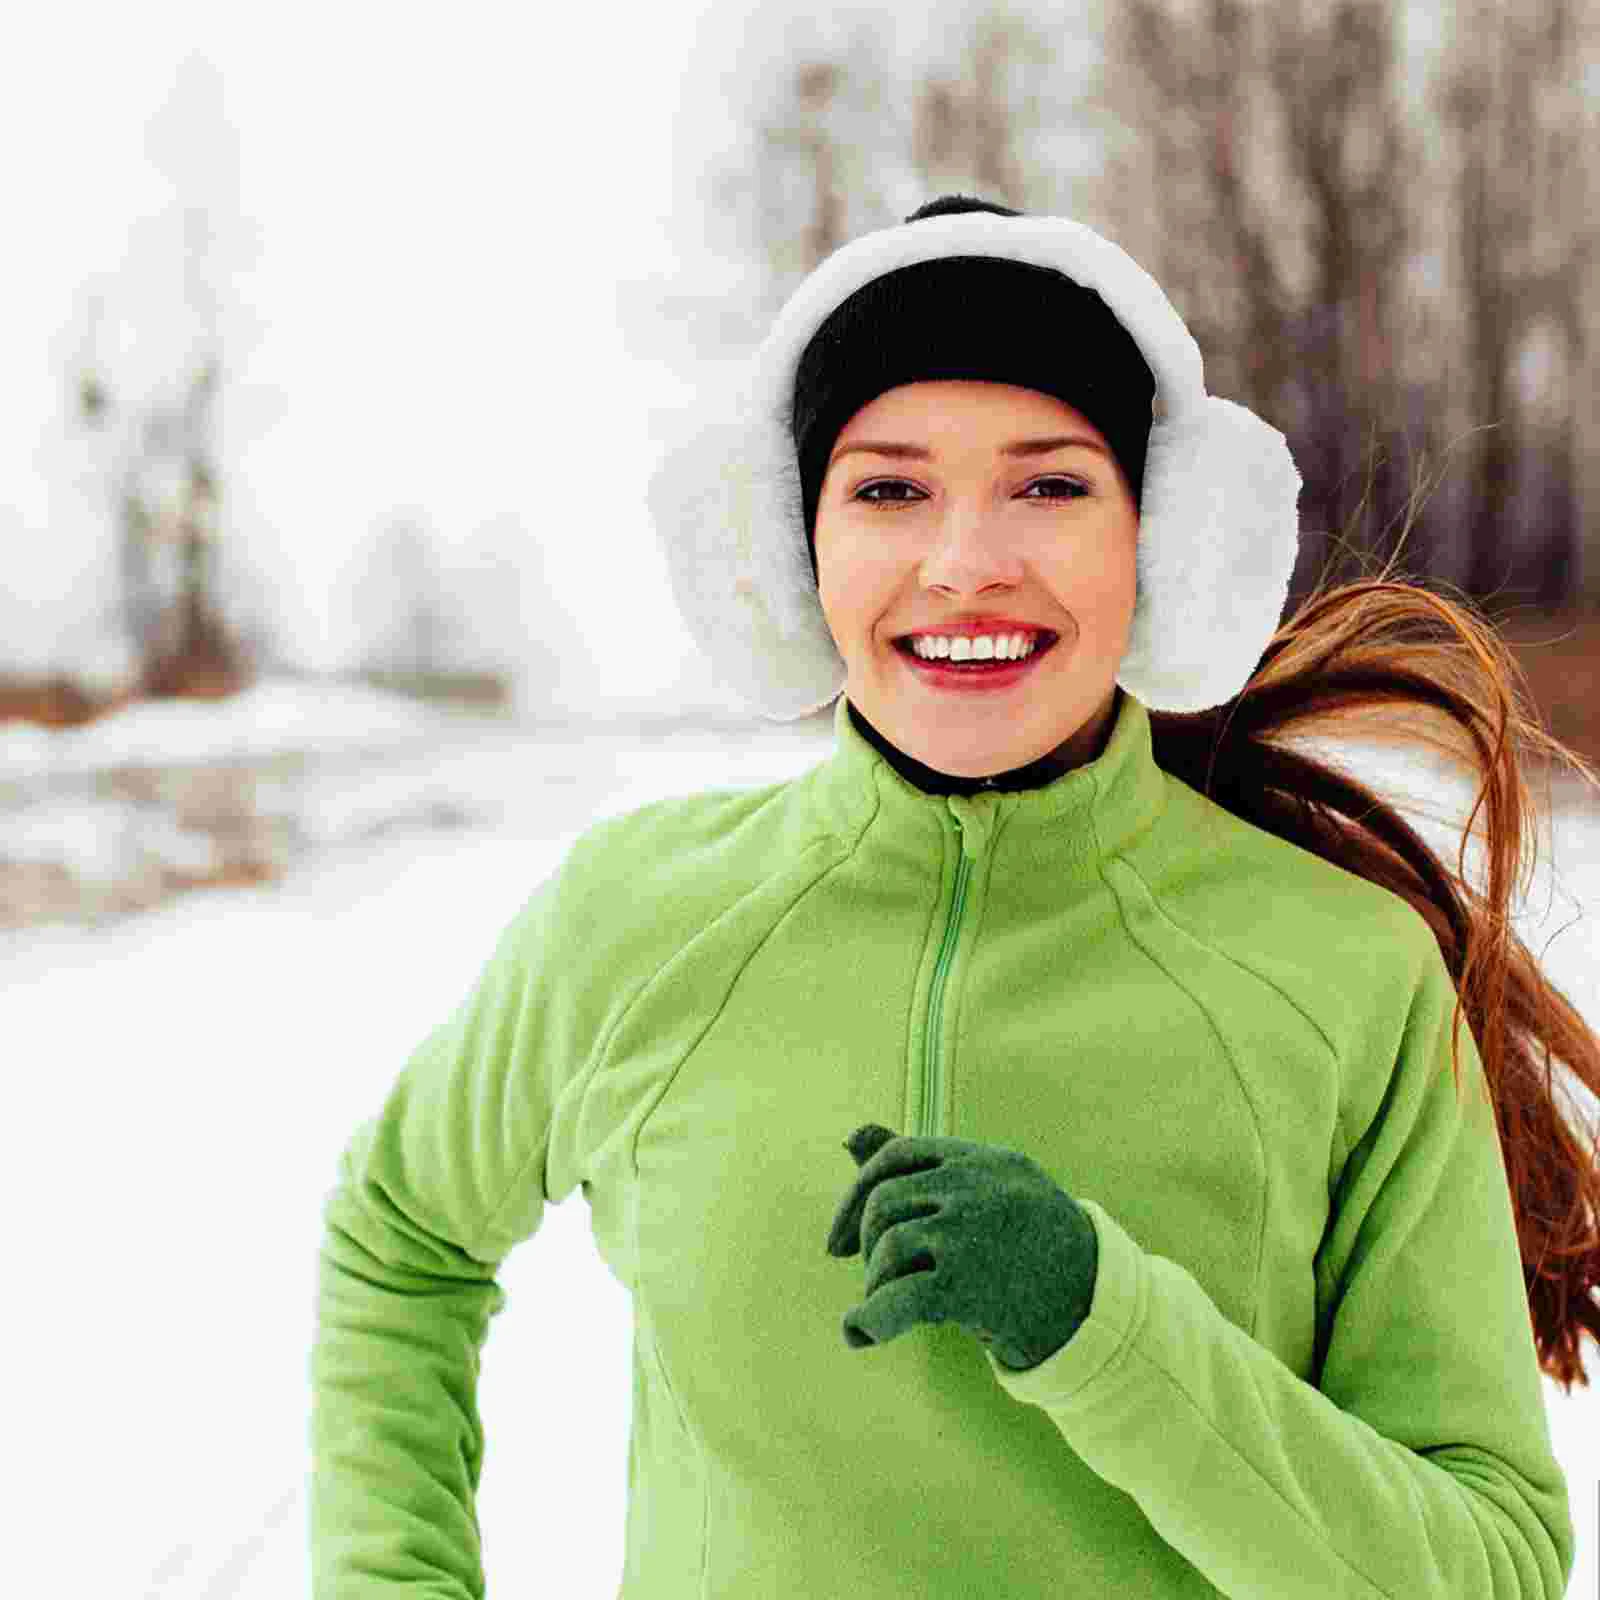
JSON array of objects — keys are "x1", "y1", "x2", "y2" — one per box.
[{"x1": 309, "y1": 687, "x2": 1575, "y2": 1598}]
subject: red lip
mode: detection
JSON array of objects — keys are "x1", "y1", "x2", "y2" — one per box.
[
  {"x1": 894, "y1": 617, "x2": 1057, "y2": 643},
  {"x1": 896, "y1": 631, "x2": 1058, "y2": 689}
]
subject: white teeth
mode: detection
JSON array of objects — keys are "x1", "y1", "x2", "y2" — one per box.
[{"x1": 910, "y1": 632, "x2": 1039, "y2": 662}]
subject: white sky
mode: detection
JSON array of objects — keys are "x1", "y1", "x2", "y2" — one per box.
[{"x1": 1, "y1": 0, "x2": 754, "y2": 698}]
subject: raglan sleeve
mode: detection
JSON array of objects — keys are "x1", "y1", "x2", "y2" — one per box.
[
  {"x1": 986, "y1": 922, "x2": 1576, "y2": 1600},
  {"x1": 307, "y1": 836, "x2": 606, "y2": 1600}
]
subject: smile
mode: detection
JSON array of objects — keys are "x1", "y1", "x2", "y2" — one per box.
[{"x1": 892, "y1": 633, "x2": 1060, "y2": 692}]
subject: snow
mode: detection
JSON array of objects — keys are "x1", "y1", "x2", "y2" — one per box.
[
  {"x1": 0, "y1": 671, "x2": 803, "y2": 918},
  {"x1": 0, "y1": 676, "x2": 443, "y2": 778},
  {"x1": 3, "y1": 679, "x2": 1596, "y2": 1598}
]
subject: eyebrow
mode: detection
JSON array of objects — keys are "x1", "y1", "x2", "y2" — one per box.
[{"x1": 828, "y1": 435, "x2": 1109, "y2": 467}]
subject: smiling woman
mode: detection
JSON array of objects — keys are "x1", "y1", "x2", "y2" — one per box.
[
  {"x1": 810, "y1": 379, "x2": 1139, "y2": 782},
  {"x1": 788, "y1": 222, "x2": 1158, "y2": 788},
  {"x1": 313, "y1": 190, "x2": 1596, "y2": 1600}
]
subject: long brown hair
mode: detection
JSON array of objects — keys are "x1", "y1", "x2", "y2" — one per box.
[{"x1": 1146, "y1": 501, "x2": 1600, "y2": 1392}]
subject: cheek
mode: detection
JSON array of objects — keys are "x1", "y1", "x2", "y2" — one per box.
[
  {"x1": 1051, "y1": 550, "x2": 1135, "y2": 617},
  {"x1": 816, "y1": 575, "x2": 882, "y2": 654},
  {"x1": 820, "y1": 546, "x2": 899, "y2": 614}
]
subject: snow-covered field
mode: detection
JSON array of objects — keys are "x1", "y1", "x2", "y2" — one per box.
[
  {"x1": 5, "y1": 679, "x2": 1596, "y2": 1598},
  {"x1": 0, "y1": 674, "x2": 801, "y2": 931}
]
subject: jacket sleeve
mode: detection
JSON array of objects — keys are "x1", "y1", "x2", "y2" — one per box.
[
  {"x1": 986, "y1": 929, "x2": 1575, "y2": 1600},
  {"x1": 308, "y1": 845, "x2": 599, "y2": 1599}
]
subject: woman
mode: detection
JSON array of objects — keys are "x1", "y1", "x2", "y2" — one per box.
[{"x1": 310, "y1": 195, "x2": 1598, "y2": 1597}]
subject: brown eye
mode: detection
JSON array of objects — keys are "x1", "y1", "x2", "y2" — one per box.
[
  {"x1": 1021, "y1": 476, "x2": 1088, "y2": 500},
  {"x1": 854, "y1": 480, "x2": 920, "y2": 504},
  {"x1": 853, "y1": 476, "x2": 1087, "y2": 507}
]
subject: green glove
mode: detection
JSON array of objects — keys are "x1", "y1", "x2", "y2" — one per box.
[{"x1": 825, "y1": 1123, "x2": 1099, "y2": 1372}]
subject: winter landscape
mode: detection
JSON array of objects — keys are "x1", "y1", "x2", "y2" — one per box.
[{"x1": 8, "y1": 0, "x2": 1599, "y2": 1593}]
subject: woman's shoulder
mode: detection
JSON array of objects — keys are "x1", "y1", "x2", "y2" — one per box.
[
  {"x1": 1144, "y1": 766, "x2": 1440, "y2": 1034},
  {"x1": 526, "y1": 777, "x2": 822, "y2": 1003},
  {"x1": 1155, "y1": 765, "x2": 1430, "y2": 943},
  {"x1": 552, "y1": 774, "x2": 819, "y2": 926}
]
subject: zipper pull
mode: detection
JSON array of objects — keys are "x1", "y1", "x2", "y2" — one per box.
[{"x1": 945, "y1": 791, "x2": 1000, "y2": 862}]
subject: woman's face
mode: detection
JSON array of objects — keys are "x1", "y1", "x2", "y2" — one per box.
[{"x1": 813, "y1": 380, "x2": 1140, "y2": 779}]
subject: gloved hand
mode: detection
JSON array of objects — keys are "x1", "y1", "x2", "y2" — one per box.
[{"x1": 825, "y1": 1123, "x2": 1099, "y2": 1372}]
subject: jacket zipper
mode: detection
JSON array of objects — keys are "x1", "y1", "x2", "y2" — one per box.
[{"x1": 921, "y1": 794, "x2": 999, "y2": 1137}]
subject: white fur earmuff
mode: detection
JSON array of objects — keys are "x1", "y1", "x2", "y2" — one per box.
[{"x1": 646, "y1": 210, "x2": 1304, "y2": 720}]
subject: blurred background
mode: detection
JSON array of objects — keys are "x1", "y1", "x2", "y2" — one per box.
[{"x1": 5, "y1": 1, "x2": 1597, "y2": 1596}]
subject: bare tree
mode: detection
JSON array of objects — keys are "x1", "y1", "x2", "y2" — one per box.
[
  {"x1": 1434, "y1": 0, "x2": 1598, "y2": 609},
  {"x1": 1081, "y1": 0, "x2": 1431, "y2": 597},
  {"x1": 62, "y1": 53, "x2": 278, "y2": 702},
  {"x1": 625, "y1": 0, "x2": 1096, "y2": 384},
  {"x1": 618, "y1": 9, "x2": 914, "y2": 370},
  {"x1": 905, "y1": 0, "x2": 1077, "y2": 218},
  {"x1": 1086, "y1": 0, "x2": 1597, "y2": 612},
  {"x1": 705, "y1": 13, "x2": 906, "y2": 309},
  {"x1": 65, "y1": 283, "x2": 250, "y2": 701}
]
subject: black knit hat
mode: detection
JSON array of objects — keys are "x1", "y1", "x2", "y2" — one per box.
[{"x1": 791, "y1": 194, "x2": 1157, "y2": 586}]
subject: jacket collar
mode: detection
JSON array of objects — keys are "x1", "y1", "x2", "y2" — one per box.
[
  {"x1": 846, "y1": 696, "x2": 1092, "y2": 795},
  {"x1": 807, "y1": 683, "x2": 1168, "y2": 881}
]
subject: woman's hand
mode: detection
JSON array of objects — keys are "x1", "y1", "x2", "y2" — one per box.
[{"x1": 825, "y1": 1123, "x2": 1099, "y2": 1371}]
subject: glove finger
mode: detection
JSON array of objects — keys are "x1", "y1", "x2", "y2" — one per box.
[
  {"x1": 846, "y1": 1123, "x2": 899, "y2": 1165},
  {"x1": 860, "y1": 1201, "x2": 940, "y2": 1285},
  {"x1": 825, "y1": 1124, "x2": 902, "y2": 1256},
  {"x1": 828, "y1": 1131, "x2": 943, "y2": 1259},
  {"x1": 842, "y1": 1266, "x2": 942, "y2": 1351}
]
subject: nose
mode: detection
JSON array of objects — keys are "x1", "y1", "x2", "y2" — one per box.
[{"x1": 917, "y1": 508, "x2": 1026, "y2": 590}]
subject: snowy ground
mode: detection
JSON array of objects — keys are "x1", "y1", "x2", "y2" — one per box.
[
  {"x1": 5, "y1": 678, "x2": 1596, "y2": 1598},
  {"x1": 0, "y1": 673, "x2": 798, "y2": 932}
]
